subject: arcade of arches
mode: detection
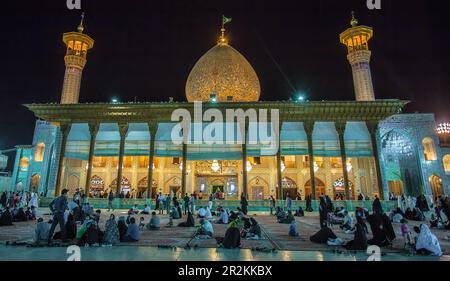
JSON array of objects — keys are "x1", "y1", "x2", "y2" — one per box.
[{"x1": 60, "y1": 154, "x2": 378, "y2": 200}]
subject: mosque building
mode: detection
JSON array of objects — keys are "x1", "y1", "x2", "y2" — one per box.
[{"x1": 9, "y1": 13, "x2": 449, "y2": 208}]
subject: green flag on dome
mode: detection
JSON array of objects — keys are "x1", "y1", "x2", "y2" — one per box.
[{"x1": 222, "y1": 15, "x2": 232, "y2": 26}]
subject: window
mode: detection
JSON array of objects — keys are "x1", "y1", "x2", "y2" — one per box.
[
  {"x1": 444, "y1": 155, "x2": 450, "y2": 174},
  {"x1": 330, "y1": 157, "x2": 343, "y2": 168},
  {"x1": 283, "y1": 156, "x2": 296, "y2": 168},
  {"x1": 422, "y1": 137, "x2": 437, "y2": 161},
  {"x1": 19, "y1": 157, "x2": 29, "y2": 169},
  {"x1": 34, "y1": 143, "x2": 45, "y2": 162},
  {"x1": 93, "y1": 157, "x2": 107, "y2": 168}
]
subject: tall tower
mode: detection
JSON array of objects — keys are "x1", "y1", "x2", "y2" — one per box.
[
  {"x1": 340, "y1": 12, "x2": 375, "y2": 101},
  {"x1": 60, "y1": 13, "x2": 94, "y2": 104}
]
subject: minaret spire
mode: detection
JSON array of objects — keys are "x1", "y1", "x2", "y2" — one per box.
[
  {"x1": 60, "y1": 14, "x2": 94, "y2": 104},
  {"x1": 77, "y1": 12, "x2": 85, "y2": 33},
  {"x1": 340, "y1": 12, "x2": 375, "y2": 101}
]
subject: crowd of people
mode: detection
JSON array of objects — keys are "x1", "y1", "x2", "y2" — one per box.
[{"x1": 1, "y1": 187, "x2": 448, "y2": 256}]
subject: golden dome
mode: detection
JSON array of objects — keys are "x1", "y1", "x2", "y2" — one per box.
[{"x1": 185, "y1": 33, "x2": 260, "y2": 102}]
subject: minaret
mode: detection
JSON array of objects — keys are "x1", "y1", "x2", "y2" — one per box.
[
  {"x1": 340, "y1": 12, "x2": 375, "y2": 101},
  {"x1": 60, "y1": 13, "x2": 94, "y2": 104}
]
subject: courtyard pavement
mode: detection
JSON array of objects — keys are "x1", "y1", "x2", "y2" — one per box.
[{"x1": 0, "y1": 208, "x2": 449, "y2": 261}]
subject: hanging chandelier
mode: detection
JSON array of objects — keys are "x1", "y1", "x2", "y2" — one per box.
[{"x1": 211, "y1": 160, "x2": 221, "y2": 172}]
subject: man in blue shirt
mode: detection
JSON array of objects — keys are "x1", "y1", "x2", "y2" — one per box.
[{"x1": 47, "y1": 189, "x2": 69, "y2": 244}]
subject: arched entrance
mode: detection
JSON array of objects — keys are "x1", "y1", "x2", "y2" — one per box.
[
  {"x1": 429, "y1": 175, "x2": 444, "y2": 198},
  {"x1": 110, "y1": 176, "x2": 132, "y2": 196},
  {"x1": 164, "y1": 176, "x2": 181, "y2": 197},
  {"x1": 249, "y1": 176, "x2": 268, "y2": 200},
  {"x1": 381, "y1": 130, "x2": 422, "y2": 196},
  {"x1": 304, "y1": 178, "x2": 326, "y2": 200},
  {"x1": 89, "y1": 175, "x2": 105, "y2": 198},
  {"x1": 137, "y1": 176, "x2": 158, "y2": 198},
  {"x1": 277, "y1": 177, "x2": 298, "y2": 200},
  {"x1": 333, "y1": 177, "x2": 355, "y2": 200}
]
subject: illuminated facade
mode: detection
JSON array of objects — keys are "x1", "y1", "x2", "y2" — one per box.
[{"x1": 10, "y1": 15, "x2": 449, "y2": 206}]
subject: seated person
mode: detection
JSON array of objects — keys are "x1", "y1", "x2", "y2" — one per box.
[
  {"x1": 215, "y1": 209, "x2": 229, "y2": 224},
  {"x1": 275, "y1": 207, "x2": 285, "y2": 219},
  {"x1": 405, "y1": 208, "x2": 414, "y2": 220},
  {"x1": 205, "y1": 207, "x2": 213, "y2": 220},
  {"x1": 82, "y1": 203, "x2": 93, "y2": 217},
  {"x1": 429, "y1": 213, "x2": 439, "y2": 228},
  {"x1": 197, "y1": 207, "x2": 206, "y2": 218},
  {"x1": 146, "y1": 212, "x2": 160, "y2": 230},
  {"x1": 294, "y1": 207, "x2": 304, "y2": 217},
  {"x1": 178, "y1": 212, "x2": 195, "y2": 227},
  {"x1": 32, "y1": 218, "x2": 50, "y2": 244},
  {"x1": 333, "y1": 207, "x2": 346, "y2": 218},
  {"x1": 196, "y1": 218, "x2": 214, "y2": 238},
  {"x1": 413, "y1": 208, "x2": 425, "y2": 222},
  {"x1": 139, "y1": 217, "x2": 145, "y2": 230},
  {"x1": 289, "y1": 220, "x2": 299, "y2": 237},
  {"x1": 25, "y1": 207, "x2": 36, "y2": 220},
  {"x1": 344, "y1": 219, "x2": 368, "y2": 251},
  {"x1": 54, "y1": 213, "x2": 77, "y2": 240},
  {"x1": 141, "y1": 204, "x2": 151, "y2": 215},
  {"x1": 117, "y1": 216, "x2": 128, "y2": 241},
  {"x1": 0, "y1": 208, "x2": 13, "y2": 226},
  {"x1": 246, "y1": 218, "x2": 261, "y2": 240},
  {"x1": 339, "y1": 211, "x2": 354, "y2": 231},
  {"x1": 122, "y1": 217, "x2": 140, "y2": 242},
  {"x1": 170, "y1": 207, "x2": 180, "y2": 219},
  {"x1": 278, "y1": 211, "x2": 294, "y2": 224},
  {"x1": 129, "y1": 204, "x2": 139, "y2": 215},
  {"x1": 310, "y1": 226, "x2": 338, "y2": 244},
  {"x1": 77, "y1": 220, "x2": 100, "y2": 246},
  {"x1": 217, "y1": 221, "x2": 241, "y2": 249},
  {"x1": 414, "y1": 224, "x2": 442, "y2": 256},
  {"x1": 14, "y1": 207, "x2": 27, "y2": 222}
]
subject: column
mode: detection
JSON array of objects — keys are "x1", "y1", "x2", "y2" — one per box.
[
  {"x1": 276, "y1": 150, "x2": 283, "y2": 201},
  {"x1": 336, "y1": 122, "x2": 351, "y2": 200},
  {"x1": 242, "y1": 121, "x2": 249, "y2": 198},
  {"x1": 367, "y1": 121, "x2": 384, "y2": 200},
  {"x1": 146, "y1": 122, "x2": 157, "y2": 199},
  {"x1": 55, "y1": 123, "x2": 72, "y2": 196},
  {"x1": 304, "y1": 122, "x2": 316, "y2": 199},
  {"x1": 116, "y1": 123, "x2": 129, "y2": 194},
  {"x1": 181, "y1": 143, "x2": 187, "y2": 195},
  {"x1": 84, "y1": 123, "x2": 99, "y2": 195}
]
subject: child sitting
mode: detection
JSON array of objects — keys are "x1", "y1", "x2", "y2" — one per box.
[
  {"x1": 139, "y1": 217, "x2": 145, "y2": 230},
  {"x1": 289, "y1": 220, "x2": 299, "y2": 237}
]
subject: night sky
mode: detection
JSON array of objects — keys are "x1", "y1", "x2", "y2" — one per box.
[{"x1": 0, "y1": 0, "x2": 449, "y2": 160}]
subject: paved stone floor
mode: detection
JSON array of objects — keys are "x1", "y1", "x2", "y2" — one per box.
[{"x1": 0, "y1": 209, "x2": 449, "y2": 261}]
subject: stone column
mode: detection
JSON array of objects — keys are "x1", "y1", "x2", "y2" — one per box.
[
  {"x1": 304, "y1": 122, "x2": 316, "y2": 199},
  {"x1": 147, "y1": 122, "x2": 157, "y2": 199},
  {"x1": 367, "y1": 121, "x2": 384, "y2": 200},
  {"x1": 336, "y1": 122, "x2": 351, "y2": 199},
  {"x1": 276, "y1": 150, "x2": 283, "y2": 201},
  {"x1": 84, "y1": 123, "x2": 99, "y2": 195},
  {"x1": 242, "y1": 122, "x2": 249, "y2": 199},
  {"x1": 116, "y1": 123, "x2": 129, "y2": 194},
  {"x1": 55, "y1": 123, "x2": 72, "y2": 196},
  {"x1": 181, "y1": 143, "x2": 187, "y2": 195}
]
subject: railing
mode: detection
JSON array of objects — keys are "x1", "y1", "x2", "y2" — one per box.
[{"x1": 38, "y1": 197, "x2": 398, "y2": 212}]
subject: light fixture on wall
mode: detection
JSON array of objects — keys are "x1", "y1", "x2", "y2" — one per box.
[
  {"x1": 314, "y1": 162, "x2": 319, "y2": 173},
  {"x1": 179, "y1": 162, "x2": 183, "y2": 171},
  {"x1": 246, "y1": 161, "x2": 253, "y2": 172},
  {"x1": 211, "y1": 160, "x2": 220, "y2": 172},
  {"x1": 281, "y1": 161, "x2": 286, "y2": 172},
  {"x1": 346, "y1": 161, "x2": 353, "y2": 172}
]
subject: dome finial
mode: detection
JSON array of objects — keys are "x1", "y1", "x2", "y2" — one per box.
[
  {"x1": 219, "y1": 15, "x2": 232, "y2": 45},
  {"x1": 350, "y1": 11, "x2": 359, "y2": 27},
  {"x1": 77, "y1": 12, "x2": 85, "y2": 33}
]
